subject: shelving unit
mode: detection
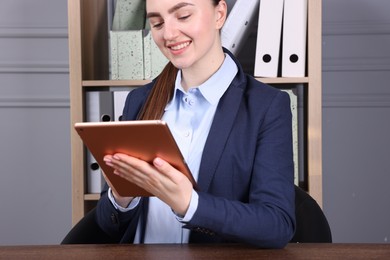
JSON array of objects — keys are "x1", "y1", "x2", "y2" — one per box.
[{"x1": 68, "y1": 0, "x2": 322, "y2": 225}]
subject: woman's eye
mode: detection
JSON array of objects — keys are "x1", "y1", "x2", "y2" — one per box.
[
  {"x1": 178, "y1": 15, "x2": 191, "y2": 20},
  {"x1": 152, "y1": 22, "x2": 164, "y2": 29}
]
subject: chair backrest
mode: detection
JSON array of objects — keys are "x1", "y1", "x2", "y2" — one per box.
[{"x1": 290, "y1": 185, "x2": 332, "y2": 243}]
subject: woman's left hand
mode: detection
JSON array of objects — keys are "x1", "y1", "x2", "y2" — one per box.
[{"x1": 104, "y1": 153, "x2": 193, "y2": 216}]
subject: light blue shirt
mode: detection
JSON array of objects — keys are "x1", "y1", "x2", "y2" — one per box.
[{"x1": 108, "y1": 54, "x2": 238, "y2": 243}]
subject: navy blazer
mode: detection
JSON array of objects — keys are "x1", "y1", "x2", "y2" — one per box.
[{"x1": 96, "y1": 50, "x2": 295, "y2": 248}]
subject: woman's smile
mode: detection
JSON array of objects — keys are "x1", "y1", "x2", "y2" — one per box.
[{"x1": 169, "y1": 41, "x2": 191, "y2": 51}]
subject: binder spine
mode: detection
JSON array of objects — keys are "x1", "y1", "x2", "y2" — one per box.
[
  {"x1": 85, "y1": 91, "x2": 113, "y2": 193},
  {"x1": 254, "y1": 0, "x2": 284, "y2": 77},
  {"x1": 281, "y1": 0, "x2": 308, "y2": 77},
  {"x1": 221, "y1": 0, "x2": 260, "y2": 56}
]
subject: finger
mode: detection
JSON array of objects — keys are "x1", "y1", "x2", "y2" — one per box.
[
  {"x1": 103, "y1": 155, "x2": 114, "y2": 167},
  {"x1": 153, "y1": 157, "x2": 187, "y2": 185},
  {"x1": 107, "y1": 154, "x2": 139, "y2": 174},
  {"x1": 111, "y1": 154, "x2": 156, "y2": 184},
  {"x1": 153, "y1": 157, "x2": 174, "y2": 177}
]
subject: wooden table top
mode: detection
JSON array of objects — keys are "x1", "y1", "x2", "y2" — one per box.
[{"x1": 1, "y1": 243, "x2": 390, "y2": 259}]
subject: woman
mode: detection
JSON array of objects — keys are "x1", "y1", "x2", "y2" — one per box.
[{"x1": 97, "y1": 0, "x2": 295, "y2": 248}]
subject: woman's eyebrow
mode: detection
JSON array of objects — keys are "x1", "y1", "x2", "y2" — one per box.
[{"x1": 147, "y1": 2, "x2": 194, "y2": 19}]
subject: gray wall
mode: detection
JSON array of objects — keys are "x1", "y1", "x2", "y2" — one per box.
[
  {"x1": 0, "y1": 0, "x2": 389, "y2": 245},
  {"x1": 0, "y1": 0, "x2": 71, "y2": 245},
  {"x1": 322, "y1": 0, "x2": 390, "y2": 243}
]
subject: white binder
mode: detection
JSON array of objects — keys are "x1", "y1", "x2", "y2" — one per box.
[
  {"x1": 85, "y1": 91, "x2": 113, "y2": 193},
  {"x1": 221, "y1": 0, "x2": 259, "y2": 56},
  {"x1": 85, "y1": 91, "x2": 113, "y2": 123},
  {"x1": 281, "y1": 0, "x2": 308, "y2": 77},
  {"x1": 113, "y1": 90, "x2": 131, "y2": 121},
  {"x1": 253, "y1": 0, "x2": 284, "y2": 77},
  {"x1": 86, "y1": 151, "x2": 105, "y2": 194}
]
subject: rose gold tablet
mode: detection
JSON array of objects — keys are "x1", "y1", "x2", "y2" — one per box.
[{"x1": 74, "y1": 120, "x2": 196, "y2": 197}]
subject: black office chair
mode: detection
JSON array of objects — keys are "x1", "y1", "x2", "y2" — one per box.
[
  {"x1": 61, "y1": 185, "x2": 332, "y2": 244},
  {"x1": 290, "y1": 185, "x2": 332, "y2": 243},
  {"x1": 61, "y1": 207, "x2": 119, "y2": 244}
]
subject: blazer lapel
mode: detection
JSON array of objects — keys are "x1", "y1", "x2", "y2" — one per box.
[{"x1": 197, "y1": 80, "x2": 245, "y2": 192}]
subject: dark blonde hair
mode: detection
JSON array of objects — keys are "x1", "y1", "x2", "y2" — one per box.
[{"x1": 138, "y1": 0, "x2": 223, "y2": 120}]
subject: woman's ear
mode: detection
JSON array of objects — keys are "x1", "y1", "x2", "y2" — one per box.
[{"x1": 215, "y1": 0, "x2": 227, "y2": 29}]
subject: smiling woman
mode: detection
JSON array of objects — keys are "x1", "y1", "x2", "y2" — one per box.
[{"x1": 95, "y1": 0, "x2": 296, "y2": 248}]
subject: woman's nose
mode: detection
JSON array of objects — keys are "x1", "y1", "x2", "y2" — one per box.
[{"x1": 163, "y1": 21, "x2": 179, "y2": 41}]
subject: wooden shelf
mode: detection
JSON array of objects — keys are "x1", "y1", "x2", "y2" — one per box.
[
  {"x1": 82, "y1": 77, "x2": 309, "y2": 87},
  {"x1": 83, "y1": 79, "x2": 151, "y2": 87},
  {"x1": 84, "y1": 194, "x2": 100, "y2": 201},
  {"x1": 256, "y1": 77, "x2": 309, "y2": 84}
]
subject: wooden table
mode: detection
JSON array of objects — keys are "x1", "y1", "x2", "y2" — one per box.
[{"x1": 1, "y1": 243, "x2": 390, "y2": 259}]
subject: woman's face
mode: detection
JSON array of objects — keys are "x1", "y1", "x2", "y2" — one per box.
[{"x1": 146, "y1": 0, "x2": 226, "y2": 71}]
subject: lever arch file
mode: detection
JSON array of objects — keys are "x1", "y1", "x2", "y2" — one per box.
[
  {"x1": 281, "y1": 0, "x2": 308, "y2": 77},
  {"x1": 254, "y1": 0, "x2": 284, "y2": 77}
]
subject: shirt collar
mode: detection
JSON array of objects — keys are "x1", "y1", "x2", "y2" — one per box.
[{"x1": 166, "y1": 54, "x2": 238, "y2": 110}]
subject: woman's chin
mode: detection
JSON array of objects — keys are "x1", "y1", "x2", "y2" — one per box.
[{"x1": 170, "y1": 61, "x2": 191, "y2": 70}]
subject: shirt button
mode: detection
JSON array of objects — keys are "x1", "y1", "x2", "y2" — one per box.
[{"x1": 184, "y1": 131, "x2": 191, "y2": 137}]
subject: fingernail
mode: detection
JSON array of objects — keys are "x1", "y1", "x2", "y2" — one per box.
[
  {"x1": 105, "y1": 161, "x2": 113, "y2": 167},
  {"x1": 154, "y1": 157, "x2": 163, "y2": 167}
]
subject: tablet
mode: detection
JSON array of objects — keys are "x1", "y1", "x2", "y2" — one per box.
[{"x1": 74, "y1": 120, "x2": 196, "y2": 197}]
